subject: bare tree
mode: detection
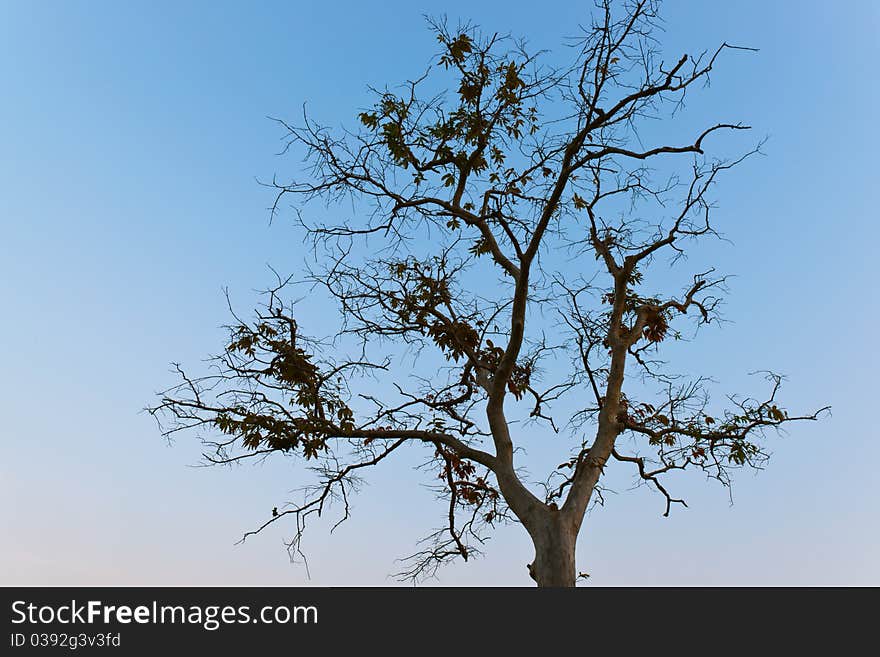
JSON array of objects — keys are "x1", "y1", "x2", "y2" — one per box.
[{"x1": 151, "y1": 0, "x2": 827, "y2": 587}]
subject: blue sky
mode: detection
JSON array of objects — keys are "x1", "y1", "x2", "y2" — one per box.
[{"x1": 1, "y1": 0, "x2": 877, "y2": 586}]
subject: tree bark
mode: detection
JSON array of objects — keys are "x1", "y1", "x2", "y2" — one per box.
[{"x1": 526, "y1": 508, "x2": 578, "y2": 587}]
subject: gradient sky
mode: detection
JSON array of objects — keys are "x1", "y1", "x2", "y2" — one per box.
[{"x1": 1, "y1": 0, "x2": 877, "y2": 586}]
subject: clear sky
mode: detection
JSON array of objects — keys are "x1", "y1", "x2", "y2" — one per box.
[{"x1": 1, "y1": 0, "x2": 877, "y2": 586}]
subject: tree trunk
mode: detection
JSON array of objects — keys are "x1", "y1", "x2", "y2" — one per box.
[{"x1": 527, "y1": 510, "x2": 577, "y2": 587}]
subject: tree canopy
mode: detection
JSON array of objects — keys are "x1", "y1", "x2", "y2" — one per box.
[{"x1": 151, "y1": 0, "x2": 826, "y2": 586}]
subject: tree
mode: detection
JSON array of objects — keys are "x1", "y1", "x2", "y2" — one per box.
[{"x1": 151, "y1": 0, "x2": 827, "y2": 587}]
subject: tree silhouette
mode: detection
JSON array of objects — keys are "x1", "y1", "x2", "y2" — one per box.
[{"x1": 151, "y1": 0, "x2": 827, "y2": 587}]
